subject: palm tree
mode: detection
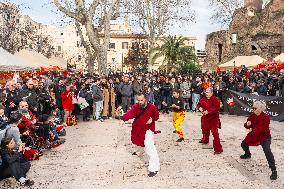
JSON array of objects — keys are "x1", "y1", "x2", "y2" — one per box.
[{"x1": 150, "y1": 35, "x2": 196, "y2": 73}]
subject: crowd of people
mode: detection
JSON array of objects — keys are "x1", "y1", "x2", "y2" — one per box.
[{"x1": 0, "y1": 67, "x2": 283, "y2": 185}]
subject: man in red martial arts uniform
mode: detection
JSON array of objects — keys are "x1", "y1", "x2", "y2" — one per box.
[
  {"x1": 122, "y1": 93, "x2": 160, "y2": 177},
  {"x1": 198, "y1": 88, "x2": 223, "y2": 154},
  {"x1": 240, "y1": 101, "x2": 277, "y2": 180}
]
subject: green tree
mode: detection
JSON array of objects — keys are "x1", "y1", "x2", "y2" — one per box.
[
  {"x1": 124, "y1": 39, "x2": 149, "y2": 72},
  {"x1": 150, "y1": 35, "x2": 197, "y2": 73}
]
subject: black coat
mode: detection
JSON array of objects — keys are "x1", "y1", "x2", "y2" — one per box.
[
  {"x1": 19, "y1": 86, "x2": 38, "y2": 112},
  {"x1": 161, "y1": 82, "x2": 172, "y2": 96},
  {"x1": 4, "y1": 89, "x2": 21, "y2": 117},
  {"x1": 54, "y1": 84, "x2": 66, "y2": 109}
]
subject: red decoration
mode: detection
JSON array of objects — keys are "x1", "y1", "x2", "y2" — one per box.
[{"x1": 229, "y1": 101, "x2": 235, "y2": 107}]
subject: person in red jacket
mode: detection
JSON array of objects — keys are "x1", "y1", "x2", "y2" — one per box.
[
  {"x1": 198, "y1": 88, "x2": 223, "y2": 154},
  {"x1": 61, "y1": 85, "x2": 75, "y2": 123},
  {"x1": 240, "y1": 101, "x2": 277, "y2": 180},
  {"x1": 122, "y1": 93, "x2": 160, "y2": 177}
]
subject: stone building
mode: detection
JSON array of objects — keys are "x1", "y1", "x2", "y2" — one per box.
[
  {"x1": 40, "y1": 17, "x2": 197, "y2": 71},
  {"x1": 204, "y1": 0, "x2": 284, "y2": 70}
]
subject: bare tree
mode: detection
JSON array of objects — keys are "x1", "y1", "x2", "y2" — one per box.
[
  {"x1": 124, "y1": 0, "x2": 195, "y2": 70},
  {"x1": 209, "y1": 0, "x2": 243, "y2": 27},
  {"x1": 53, "y1": 0, "x2": 120, "y2": 75},
  {"x1": 0, "y1": 2, "x2": 53, "y2": 56}
]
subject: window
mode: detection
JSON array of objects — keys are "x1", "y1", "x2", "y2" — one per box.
[
  {"x1": 141, "y1": 43, "x2": 148, "y2": 49},
  {"x1": 76, "y1": 31, "x2": 79, "y2": 36},
  {"x1": 109, "y1": 43, "x2": 115, "y2": 49},
  {"x1": 132, "y1": 42, "x2": 139, "y2": 49},
  {"x1": 78, "y1": 55, "x2": 82, "y2": 61},
  {"x1": 60, "y1": 33, "x2": 63, "y2": 36},
  {"x1": 77, "y1": 41, "x2": 80, "y2": 47},
  {"x1": 251, "y1": 45, "x2": 257, "y2": 51},
  {"x1": 122, "y1": 42, "x2": 128, "y2": 49},
  {"x1": 58, "y1": 46, "x2": 62, "y2": 51},
  {"x1": 16, "y1": 19, "x2": 19, "y2": 23},
  {"x1": 218, "y1": 44, "x2": 223, "y2": 63}
]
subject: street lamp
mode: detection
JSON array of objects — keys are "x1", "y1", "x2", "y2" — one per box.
[{"x1": 231, "y1": 33, "x2": 238, "y2": 74}]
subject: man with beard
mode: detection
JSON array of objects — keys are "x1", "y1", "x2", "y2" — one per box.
[
  {"x1": 122, "y1": 93, "x2": 160, "y2": 177},
  {"x1": 198, "y1": 87, "x2": 223, "y2": 154}
]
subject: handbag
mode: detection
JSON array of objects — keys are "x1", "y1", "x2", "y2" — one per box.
[{"x1": 66, "y1": 115, "x2": 77, "y2": 126}]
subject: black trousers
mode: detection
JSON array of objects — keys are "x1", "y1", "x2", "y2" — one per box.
[
  {"x1": 0, "y1": 161, "x2": 31, "y2": 181},
  {"x1": 121, "y1": 96, "x2": 132, "y2": 112},
  {"x1": 241, "y1": 137, "x2": 276, "y2": 171},
  {"x1": 82, "y1": 107, "x2": 91, "y2": 119}
]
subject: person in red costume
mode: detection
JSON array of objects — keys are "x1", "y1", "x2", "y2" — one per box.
[
  {"x1": 17, "y1": 101, "x2": 37, "y2": 133},
  {"x1": 240, "y1": 101, "x2": 277, "y2": 180},
  {"x1": 122, "y1": 93, "x2": 160, "y2": 177},
  {"x1": 198, "y1": 87, "x2": 223, "y2": 154},
  {"x1": 61, "y1": 85, "x2": 75, "y2": 123}
]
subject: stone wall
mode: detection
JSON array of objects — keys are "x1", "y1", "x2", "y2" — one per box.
[{"x1": 204, "y1": 0, "x2": 284, "y2": 69}]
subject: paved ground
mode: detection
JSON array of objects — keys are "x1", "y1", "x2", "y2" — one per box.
[{"x1": 1, "y1": 112, "x2": 284, "y2": 189}]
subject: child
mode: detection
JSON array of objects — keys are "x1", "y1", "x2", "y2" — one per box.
[
  {"x1": 115, "y1": 106, "x2": 124, "y2": 120},
  {"x1": 0, "y1": 137, "x2": 34, "y2": 186},
  {"x1": 162, "y1": 90, "x2": 186, "y2": 142}
]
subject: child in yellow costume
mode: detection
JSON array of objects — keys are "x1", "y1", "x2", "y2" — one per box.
[{"x1": 162, "y1": 90, "x2": 185, "y2": 142}]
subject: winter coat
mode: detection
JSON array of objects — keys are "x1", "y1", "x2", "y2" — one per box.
[
  {"x1": 191, "y1": 81, "x2": 203, "y2": 94},
  {"x1": 161, "y1": 82, "x2": 172, "y2": 96},
  {"x1": 91, "y1": 84, "x2": 103, "y2": 102},
  {"x1": 257, "y1": 85, "x2": 267, "y2": 96},
  {"x1": 133, "y1": 81, "x2": 144, "y2": 95},
  {"x1": 54, "y1": 84, "x2": 65, "y2": 109},
  {"x1": 4, "y1": 89, "x2": 21, "y2": 116},
  {"x1": 19, "y1": 87, "x2": 38, "y2": 112},
  {"x1": 118, "y1": 82, "x2": 133, "y2": 97}
]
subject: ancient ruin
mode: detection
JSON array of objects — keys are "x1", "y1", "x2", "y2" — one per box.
[{"x1": 205, "y1": 0, "x2": 284, "y2": 69}]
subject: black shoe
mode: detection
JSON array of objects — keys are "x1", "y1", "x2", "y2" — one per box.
[
  {"x1": 270, "y1": 170, "x2": 277, "y2": 180},
  {"x1": 199, "y1": 140, "x2": 208, "y2": 144},
  {"x1": 21, "y1": 179, "x2": 34, "y2": 186},
  {"x1": 214, "y1": 151, "x2": 223, "y2": 155},
  {"x1": 240, "y1": 154, "x2": 251, "y2": 159},
  {"x1": 176, "y1": 138, "x2": 185, "y2": 142},
  {"x1": 173, "y1": 130, "x2": 177, "y2": 133},
  {"x1": 148, "y1": 171, "x2": 158, "y2": 177},
  {"x1": 132, "y1": 152, "x2": 138, "y2": 156}
]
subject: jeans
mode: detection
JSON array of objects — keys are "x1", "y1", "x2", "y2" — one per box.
[
  {"x1": 192, "y1": 93, "x2": 200, "y2": 111},
  {"x1": 241, "y1": 137, "x2": 276, "y2": 171},
  {"x1": 94, "y1": 101, "x2": 103, "y2": 120}
]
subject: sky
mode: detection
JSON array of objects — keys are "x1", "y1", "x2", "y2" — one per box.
[{"x1": 8, "y1": 0, "x2": 222, "y2": 49}]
